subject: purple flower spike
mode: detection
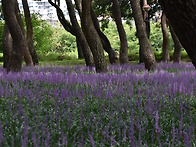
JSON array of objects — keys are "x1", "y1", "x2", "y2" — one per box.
[
  {"x1": 32, "y1": 132, "x2": 37, "y2": 147},
  {"x1": 88, "y1": 131, "x2": 95, "y2": 147},
  {"x1": 155, "y1": 110, "x2": 159, "y2": 133}
]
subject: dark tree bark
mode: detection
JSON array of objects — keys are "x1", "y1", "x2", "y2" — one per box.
[
  {"x1": 145, "y1": 17, "x2": 150, "y2": 39},
  {"x1": 2, "y1": 23, "x2": 12, "y2": 69},
  {"x1": 73, "y1": 0, "x2": 84, "y2": 60},
  {"x1": 22, "y1": 0, "x2": 39, "y2": 65},
  {"x1": 2, "y1": 0, "x2": 25, "y2": 72},
  {"x1": 90, "y1": 6, "x2": 118, "y2": 64},
  {"x1": 112, "y1": 0, "x2": 129, "y2": 64},
  {"x1": 161, "y1": 12, "x2": 170, "y2": 62},
  {"x1": 139, "y1": 0, "x2": 151, "y2": 63},
  {"x1": 82, "y1": 0, "x2": 107, "y2": 73},
  {"x1": 15, "y1": 1, "x2": 33, "y2": 66},
  {"x1": 76, "y1": 38, "x2": 84, "y2": 59},
  {"x1": 130, "y1": 0, "x2": 156, "y2": 70},
  {"x1": 65, "y1": 0, "x2": 94, "y2": 67},
  {"x1": 159, "y1": 0, "x2": 196, "y2": 68},
  {"x1": 75, "y1": 0, "x2": 118, "y2": 64},
  {"x1": 169, "y1": 24, "x2": 182, "y2": 63}
]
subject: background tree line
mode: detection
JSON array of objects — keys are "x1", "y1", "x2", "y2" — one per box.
[{"x1": 1, "y1": 0, "x2": 196, "y2": 73}]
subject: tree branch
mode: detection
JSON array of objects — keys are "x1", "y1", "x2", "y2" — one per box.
[{"x1": 48, "y1": 0, "x2": 75, "y2": 35}]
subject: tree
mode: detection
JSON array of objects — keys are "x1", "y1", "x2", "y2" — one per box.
[
  {"x1": 2, "y1": 24, "x2": 12, "y2": 69},
  {"x1": 130, "y1": 0, "x2": 156, "y2": 70},
  {"x1": 169, "y1": 24, "x2": 182, "y2": 63},
  {"x1": 2, "y1": 0, "x2": 26, "y2": 72},
  {"x1": 93, "y1": 0, "x2": 160, "y2": 64},
  {"x1": 48, "y1": 0, "x2": 94, "y2": 66},
  {"x1": 2, "y1": 0, "x2": 39, "y2": 70},
  {"x1": 48, "y1": 0, "x2": 81, "y2": 59},
  {"x1": 112, "y1": 0, "x2": 129, "y2": 64},
  {"x1": 22, "y1": 0, "x2": 39, "y2": 65},
  {"x1": 15, "y1": 1, "x2": 33, "y2": 66},
  {"x1": 161, "y1": 12, "x2": 170, "y2": 62},
  {"x1": 65, "y1": 0, "x2": 94, "y2": 67},
  {"x1": 82, "y1": 0, "x2": 107, "y2": 73},
  {"x1": 73, "y1": 0, "x2": 118, "y2": 64},
  {"x1": 159, "y1": 0, "x2": 196, "y2": 68},
  {"x1": 90, "y1": 6, "x2": 118, "y2": 64},
  {"x1": 76, "y1": 38, "x2": 84, "y2": 59},
  {"x1": 139, "y1": 0, "x2": 151, "y2": 63},
  {"x1": 48, "y1": 0, "x2": 75, "y2": 35}
]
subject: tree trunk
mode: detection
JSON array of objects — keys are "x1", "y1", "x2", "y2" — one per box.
[
  {"x1": 169, "y1": 24, "x2": 182, "y2": 63},
  {"x1": 130, "y1": 0, "x2": 156, "y2": 70},
  {"x1": 140, "y1": 0, "x2": 150, "y2": 63},
  {"x1": 75, "y1": 0, "x2": 118, "y2": 64},
  {"x1": 82, "y1": 0, "x2": 107, "y2": 73},
  {"x1": 2, "y1": 23, "x2": 12, "y2": 69},
  {"x1": 76, "y1": 38, "x2": 84, "y2": 59},
  {"x1": 65, "y1": 0, "x2": 94, "y2": 67},
  {"x1": 112, "y1": 0, "x2": 129, "y2": 64},
  {"x1": 15, "y1": 1, "x2": 33, "y2": 66},
  {"x1": 90, "y1": 6, "x2": 118, "y2": 64},
  {"x1": 161, "y1": 12, "x2": 170, "y2": 62},
  {"x1": 2, "y1": 0, "x2": 25, "y2": 72},
  {"x1": 22, "y1": 0, "x2": 39, "y2": 65},
  {"x1": 159, "y1": 0, "x2": 196, "y2": 68}
]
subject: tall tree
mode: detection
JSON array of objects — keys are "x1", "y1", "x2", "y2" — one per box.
[
  {"x1": 76, "y1": 38, "x2": 84, "y2": 59},
  {"x1": 169, "y1": 24, "x2": 182, "y2": 63},
  {"x1": 15, "y1": 1, "x2": 33, "y2": 66},
  {"x1": 22, "y1": 0, "x2": 39, "y2": 65},
  {"x1": 2, "y1": 0, "x2": 26, "y2": 72},
  {"x1": 74, "y1": 0, "x2": 118, "y2": 64},
  {"x1": 90, "y1": 6, "x2": 118, "y2": 64},
  {"x1": 139, "y1": 0, "x2": 151, "y2": 63},
  {"x1": 48, "y1": 0, "x2": 92, "y2": 65},
  {"x1": 159, "y1": 0, "x2": 196, "y2": 68},
  {"x1": 130, "y1": 0, "x2": 156, "y2": 70},
  {"x1": 82, "y1": 0, "x2": 107, "y2": 73},
  {"x1": 2, "y1": 24, "x2": 12, "y2": 69},
  {"x1": 161, "y1": 12, "x2": 170, "y2": 62},
  {"x1": 112, "y1": 0, "x2": 129, "y2": 64},
  {"x1": 65, "y1": 0, "x2": 94, "y2": 67}
]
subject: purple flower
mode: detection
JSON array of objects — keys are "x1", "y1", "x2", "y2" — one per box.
[
  {"x1": 88, "y1": 131, "x2": 95, "y2": 147},
  {"x1": 155, "y1": 110, "x2": 159, "y2": 133},
  {"x1": 32, "y1": 132, "x2": 37, "y2": 147}
]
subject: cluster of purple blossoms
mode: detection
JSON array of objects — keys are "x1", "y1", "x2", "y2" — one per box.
[{"x1": 0, "y1": 62, "x2": 195, "y2": 146}]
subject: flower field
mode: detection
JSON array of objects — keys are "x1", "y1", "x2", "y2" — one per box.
[{"x1": 0, "y1": 63, "x2": 195, "y2": 146}]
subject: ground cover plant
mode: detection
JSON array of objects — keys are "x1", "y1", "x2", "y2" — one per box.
[{"x1": 0, "y1": 63, "x2": 195, "y2": 146}]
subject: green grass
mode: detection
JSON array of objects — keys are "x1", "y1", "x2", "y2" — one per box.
[
  {"x1": 39, "y1": 59, "x2": 86, "y2": 66},
  {"x1": 0, "y1": 50, "x2": 191, "y2": 67}
]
